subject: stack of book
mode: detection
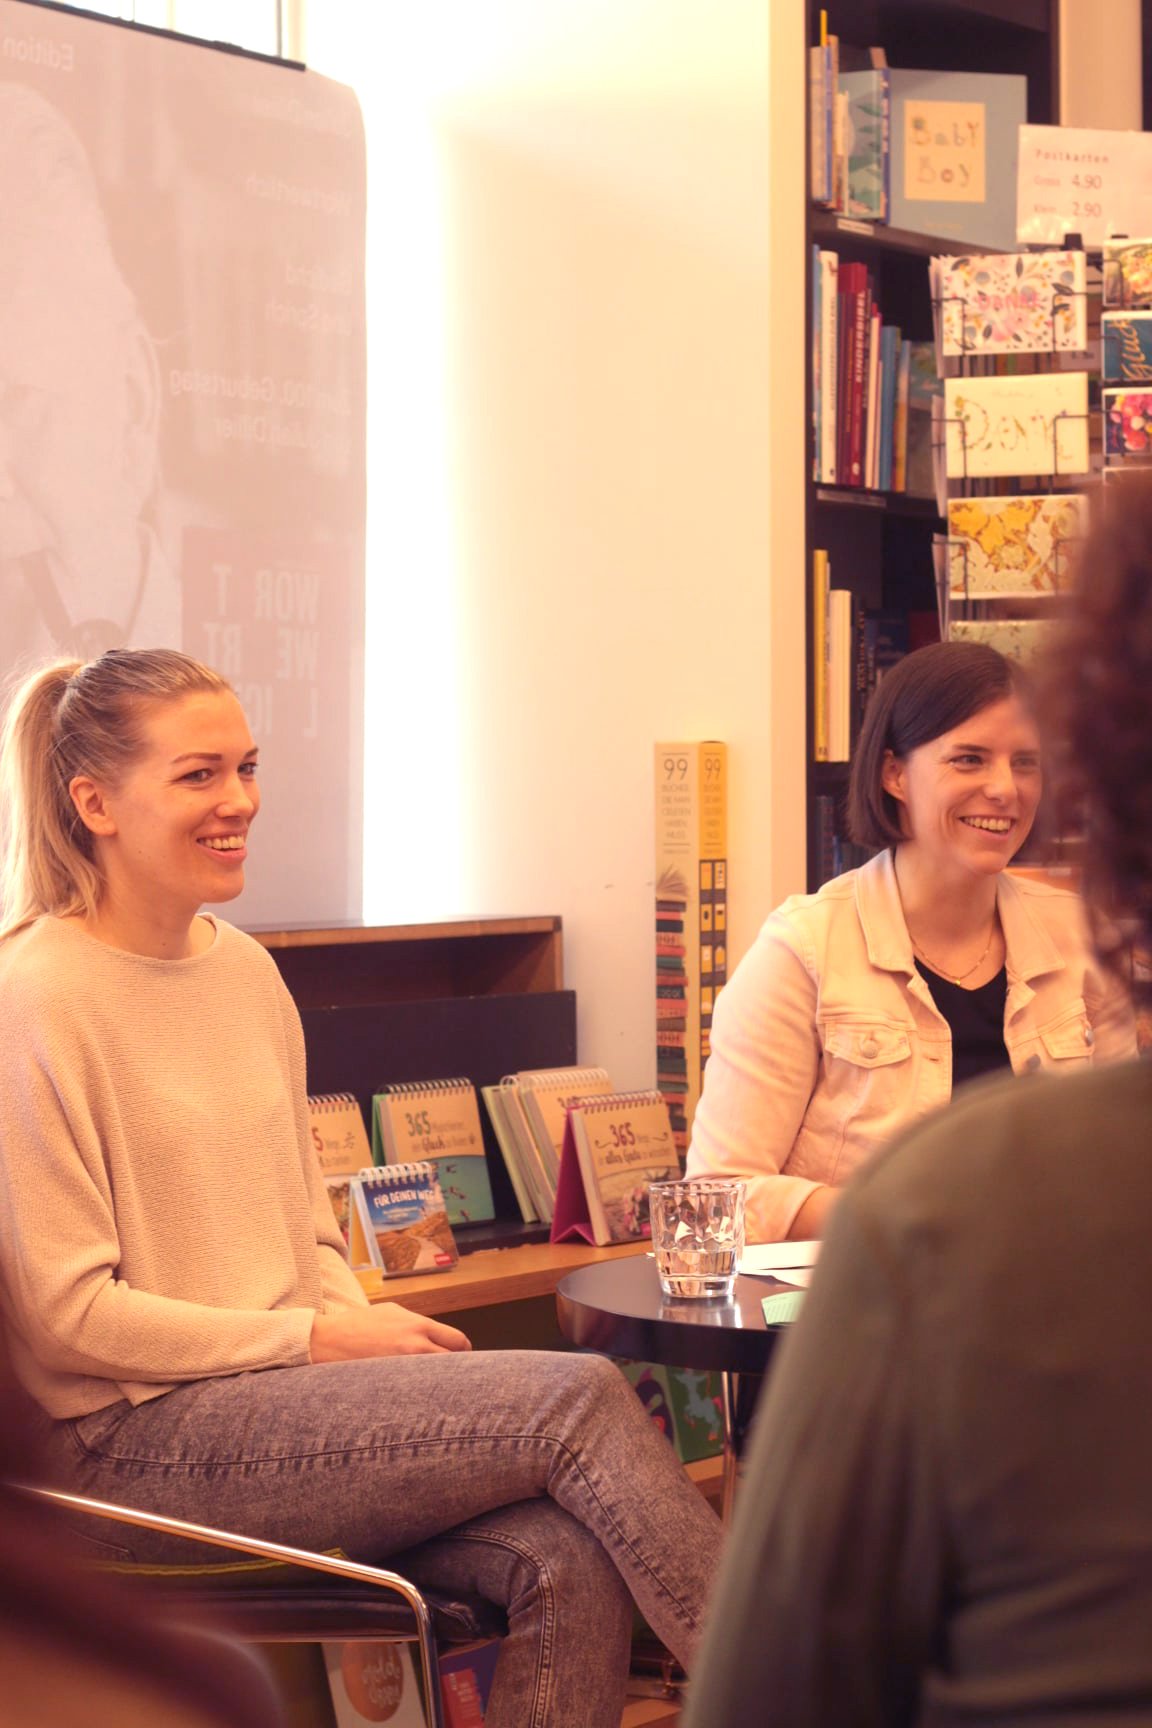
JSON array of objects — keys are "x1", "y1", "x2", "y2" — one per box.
[
  {"x1": 812, "y1": 553, "x2": 936, "y2": 764},
  {"x1": 480, "y1": 1066, "x2": 612, "y2": 1225},
  {"x1": 812, "y1": 252, "x2": 938, "y2": 496}
]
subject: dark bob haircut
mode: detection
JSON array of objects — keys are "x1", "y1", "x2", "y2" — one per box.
[
  {"x1": 1038, "y1": 478, "x2": 1152, "y2": 1003},
  {"x1": 847, "y1": 639, "x2": 1029, "y2": 848}
]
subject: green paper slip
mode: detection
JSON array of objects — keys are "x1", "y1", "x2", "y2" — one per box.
[{"x1": 761, "y1": 1289, "x2": 806, "y2": 1326}]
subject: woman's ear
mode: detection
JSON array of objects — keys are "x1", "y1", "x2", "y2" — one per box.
[
  {"x1": 880, "y1": 749, "x2": 907, "y2": 806},
  {"x1": 69, "y1": 776, "x2": 117, "y2": 839}
]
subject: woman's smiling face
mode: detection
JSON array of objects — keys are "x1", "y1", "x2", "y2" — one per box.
[
  {"x1": 73, "y1": 688, "x2": 260, "y2": 924},
  {"x1": 881, "y1": 693, "x2": 1042, "y2": 878}
]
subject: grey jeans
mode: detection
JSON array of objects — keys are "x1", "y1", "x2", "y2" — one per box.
[{"x1": 40, "y1": 1350, "x2": 722, "y2": 1728}]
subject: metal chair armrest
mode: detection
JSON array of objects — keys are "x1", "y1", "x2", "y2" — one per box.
[{"x1": 19, "y1": 1485, "x2": 445, "y2": 1727}]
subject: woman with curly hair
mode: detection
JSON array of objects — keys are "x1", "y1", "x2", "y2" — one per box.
[{"x1": 686, "y1": 479, "x2": 1152, "y2": 1727}]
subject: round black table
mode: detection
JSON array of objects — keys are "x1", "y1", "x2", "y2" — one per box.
[
  {"x1": 556, "y1": 1255, "x2": 796, "y2": 1519},
  {"x1": 556, "y1": 1253, "x2": 789, "y2": 1375}
]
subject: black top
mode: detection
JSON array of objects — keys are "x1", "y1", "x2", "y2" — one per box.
[{"x1": 915, "y1": 960, "x2": 1011, "y2": 1089}]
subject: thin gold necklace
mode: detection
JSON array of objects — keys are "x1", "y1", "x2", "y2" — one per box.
[{"x1": 909, "y1": 913, "x2": 998, "y2": 986}]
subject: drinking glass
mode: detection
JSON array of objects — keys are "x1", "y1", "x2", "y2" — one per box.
[{"x1": 648, "y1": 1177, "x2": 746, "y2": 1300}]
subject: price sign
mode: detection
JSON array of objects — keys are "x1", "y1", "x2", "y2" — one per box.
[{"x1": 1017, "y1": 124, "x2": 1152, "y2": 246}]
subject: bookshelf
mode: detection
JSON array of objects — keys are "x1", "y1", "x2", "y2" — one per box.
[{"x1": 804, "y1": 0, "x2": 1059, "y2": 889}]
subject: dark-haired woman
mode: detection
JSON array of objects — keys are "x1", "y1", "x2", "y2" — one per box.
[{"x1": 686, "y1": 640, "x2": 1136, "y2": 1242}]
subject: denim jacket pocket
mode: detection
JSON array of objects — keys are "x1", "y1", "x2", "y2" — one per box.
[
  {"x1": 1037, "y1": 1001, "x2": 1094, "y2": 1065},
  {"x1": 822, "y1": 1019, "x2": 912, "y2": 1070}
]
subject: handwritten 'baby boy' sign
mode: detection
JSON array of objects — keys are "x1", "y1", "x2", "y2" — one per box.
[{"x1": 905, "y1": 100, "x2": 986, "y2": 205}]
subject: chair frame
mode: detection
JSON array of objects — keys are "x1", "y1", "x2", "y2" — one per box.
[{"x1": 24, "y1": 1485, "x2": 448, "y2": 1728}]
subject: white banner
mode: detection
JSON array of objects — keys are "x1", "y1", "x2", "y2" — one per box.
[{"x1": 0, "y1": 3, "x2": 366, "y2": 924}]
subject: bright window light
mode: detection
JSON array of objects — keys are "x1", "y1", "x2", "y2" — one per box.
[{"x1": 303, "y1": 9, "x2": 465, "y2": 921}]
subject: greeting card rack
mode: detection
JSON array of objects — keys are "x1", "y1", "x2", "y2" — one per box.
[{"x1": 802, "y1": 0, "x2": 1059, "y2": 891}]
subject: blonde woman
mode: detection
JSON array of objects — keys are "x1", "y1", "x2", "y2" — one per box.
[{"x1": 0, "y1": 649, "x2": 722, "y2": 1728}]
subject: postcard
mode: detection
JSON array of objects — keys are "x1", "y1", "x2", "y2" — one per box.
[
  {"x1": 946, "y1": 493, "x2": 1087, "y2": 597},
  {"x1": 948, "y1": 619, "x2": 1049, "y2": 663},
  {"x1": 944, "y1": 373, "x2": 1089, "y2": 478},
  {"x1": 1102, "y1": 239, "x2": 1152, "y2": 309},
  {"x1": 936, "y1": 251, "x2": 1087, "y2": 356},
  {"x1": 1103, "y1": 388, "x2": 1152, "y2": 458},
  {"x1": 1102, "y1": 313, "x2": 1152, "y2": 384}
]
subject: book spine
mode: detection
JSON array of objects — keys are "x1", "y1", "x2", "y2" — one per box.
[
  {"x1": 827, "y1": 590, "x2": 853, "y2": 762},
  {"x1": 811, "y1": 243, "x2": 821, "y2": 478},
  {"x1": 865, "y1": 302, "x2": 881, "y2": 490},
  {"x1": 836, "y1": 267, "x2": 857, "y2": 485},
  {"x1": 878, "y1": 325, "x2": 898, "y2": 493},
  {"x1": 812, "y1": 548, "x2": 829, "y2": 762},
  {"x1": 654, "y1": 743, "x2": 727, "y2": 1154},
  {"x1": 809, "y1": 46, "x2": 828, "y2": 203},
  {"x1": 847, "y1": 274, "x2": 869, "y2": 487},
  {"x1": 852, "y1": 599, "x2": 868, "y2": 748},
  {"x1": 878, "y1": 67, "x2": 890, "y2": 223},
  {"x1": 819, "y1": 252, "x2": 838, "y2": 484},
  {"x1": 815, "y1": 793, "x2": 837, "y2": 887},
  {"x1": 892, "y1": 339, "x2": 911, "y2": 492}
]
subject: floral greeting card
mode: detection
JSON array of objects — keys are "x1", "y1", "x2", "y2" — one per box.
[
  {"x1": 935, "y1": 250, "x2": 1086, "y2": 356},
  {"x1": 1104, "y1": 389, "x2": 1152, "y2": 458},
  {"x1": 1103, "y1": 239, "x2": 1152, "y2": 309},
  {"x1": 946, "y1": 493, "x2": 1087, "y2": 597}
]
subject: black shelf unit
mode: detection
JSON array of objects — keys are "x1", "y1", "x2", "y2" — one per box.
[{"x1": 803, "y1": 0, "x2": 1059, "y2": 890}]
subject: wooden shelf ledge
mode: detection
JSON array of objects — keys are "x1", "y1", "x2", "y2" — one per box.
[{"x1": 357, "y1": 1239, "x2": 648, "y2": 1317}]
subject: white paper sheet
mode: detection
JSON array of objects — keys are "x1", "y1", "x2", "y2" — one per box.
[{"x1": 738, "y1": 1242, "x2": 822, "y2": 1278}]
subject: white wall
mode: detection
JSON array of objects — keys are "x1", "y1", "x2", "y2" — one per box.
[
  {"x1": 303, "y1": 1, "x2": 809, "y2": 1086},
  {"x1": 1059, "y1": 0, "x2": 1142, "y2": 128}
]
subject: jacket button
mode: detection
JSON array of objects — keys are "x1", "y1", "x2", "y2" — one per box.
[
  {"x1": 1024, "y1": 1054, "x2": 1042, "y2": 1073},
  {"x1": 860, "y1": 1037, "x2": 879, "y2": 1059},
  {"x1": 1084, "y1": 1026, "x2": 1095, "y2": 1048}
]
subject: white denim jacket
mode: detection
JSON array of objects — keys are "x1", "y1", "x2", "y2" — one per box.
[{"x1": 686, "y1": 849, "x2": 1138, "y2": 1242}]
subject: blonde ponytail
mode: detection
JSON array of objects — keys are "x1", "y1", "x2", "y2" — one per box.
[{"x1": 0, "y1": 649, "x2": 229, "y2": 941}]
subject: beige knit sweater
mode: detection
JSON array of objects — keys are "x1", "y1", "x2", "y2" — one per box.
[{"x1": 0, "y1": 916, "x2": 367, "y2": 1418}]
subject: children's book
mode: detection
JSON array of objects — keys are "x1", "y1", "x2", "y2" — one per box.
[
  {"x1": 944, "y1": 373, "x2": 1089, "y2": 479},
  {"x1": 372, "y1": 1078, "x2": 495, "y2": 1227},
  {"x1": 946, "y1": 493, "x2": 1087, "y2": 598},
  {"x1": 352, "y1": 1162, "x2": 459, "y2": 1277},
  {"x1": 887, "y1": 67, "x2": 1027, "y2": 249},
  {"x1": 323, "y1": 1643, "x2": 426, "y2": 1728},
  {"x1": 840, "y1": 66, "x2": 889, "y2": 222},
  {"x1": 936, "y1": 250, "x2": 1087, "y2": 357},
  {"x1": 1102, "y1": 312, "x2": 1152, "y2": 384},
  {"x1": 550, "y1": 1090, "x2": 680, "y2": 1247}
]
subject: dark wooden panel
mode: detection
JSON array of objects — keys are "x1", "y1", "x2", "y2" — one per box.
[{"x1": 299, "y1": 990, "x2": 578, "y2": 1228}]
